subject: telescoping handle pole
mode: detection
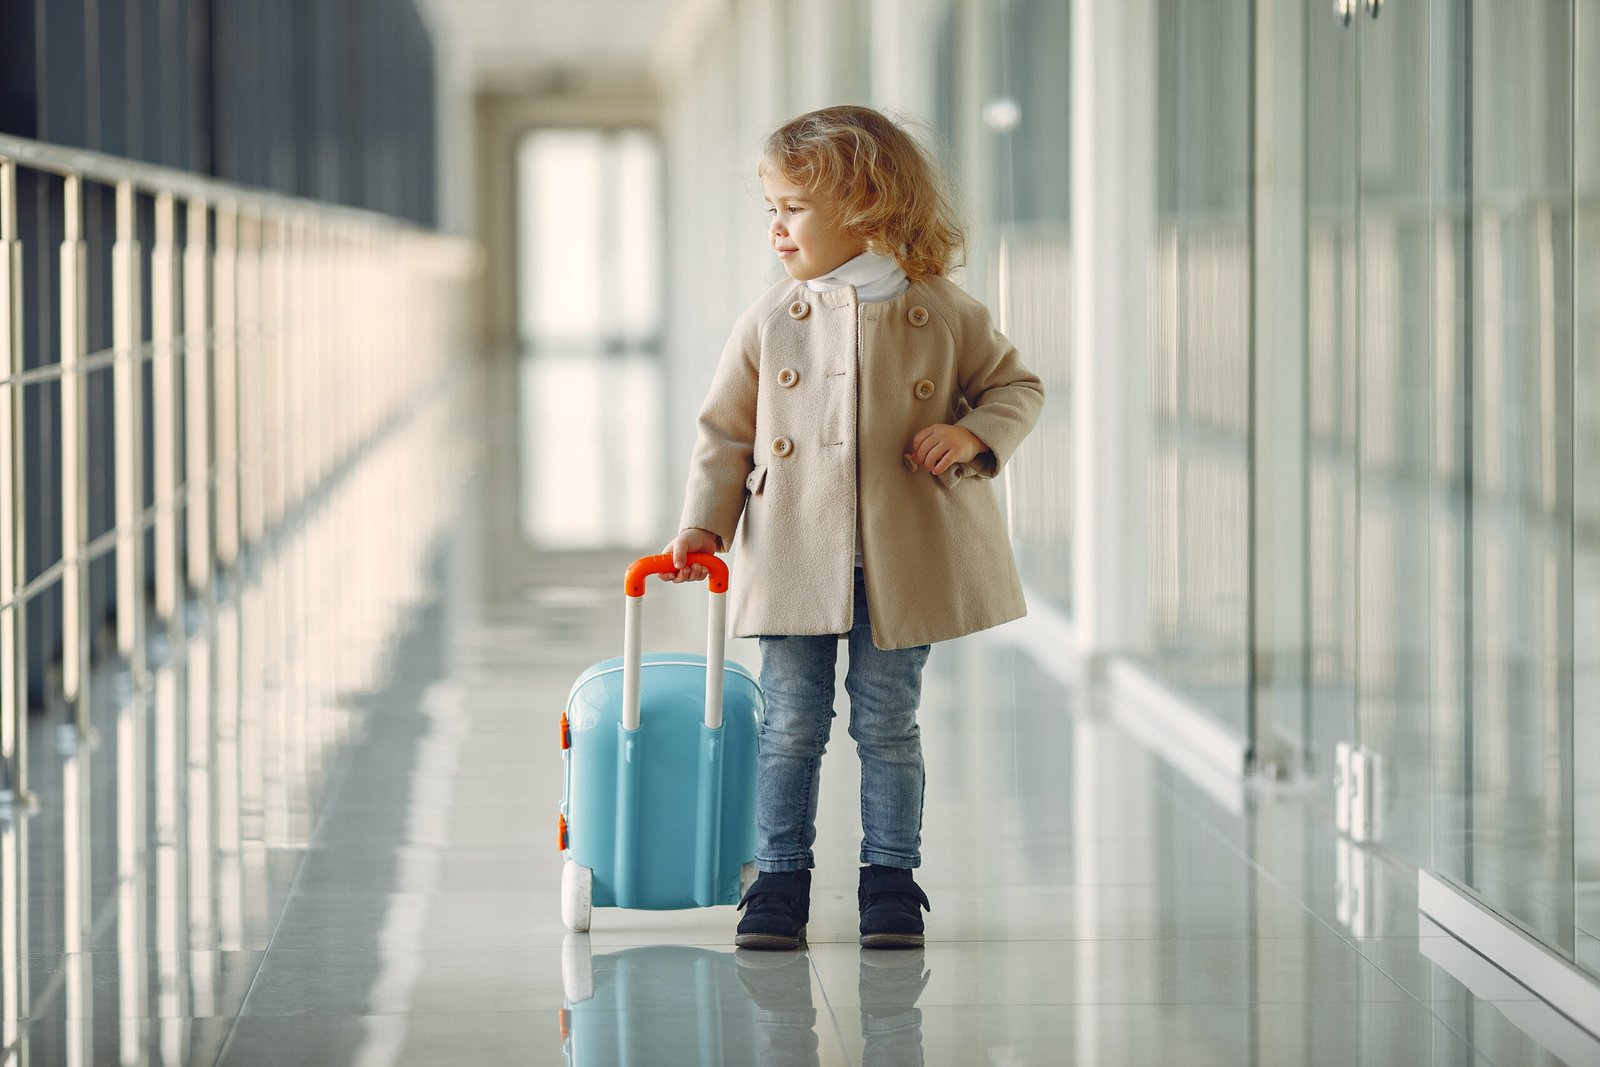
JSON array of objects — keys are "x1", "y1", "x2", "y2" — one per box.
[{"x1": 621, "y1": 553, "x2": 730, "y2": 731}]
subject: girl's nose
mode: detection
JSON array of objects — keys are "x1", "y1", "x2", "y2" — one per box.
[{"x1": 769, "y1": 216, "x2": 787, "y2": 238}]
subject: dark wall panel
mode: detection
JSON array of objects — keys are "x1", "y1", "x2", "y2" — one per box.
[
  {"x1": 98, "y1": 0, "x2": 132, "y2": 158},
  {"x1": 40, "y1": 0, "x2": 92, "y2": 148},
  {"x1": 0, "y1": 2, "x2": 40, "y2": 137},
  {"x1": 3, "y1": 0, "x2": 439, "y2": 225}
]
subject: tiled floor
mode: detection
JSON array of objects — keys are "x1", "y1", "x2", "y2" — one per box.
[{"x1": 3, "y1": 425, "x2": 1597, "y2": 1065}]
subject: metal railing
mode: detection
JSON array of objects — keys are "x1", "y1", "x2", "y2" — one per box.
[{"x1": 0, "y1": 135, "x2": 476, "y2": 810}]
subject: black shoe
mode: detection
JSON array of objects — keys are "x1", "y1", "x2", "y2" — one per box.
[
  {"x1": 735, "y1": 869, "x2": 810, "y2": 950},
  {"x1": 858, "y1": 865, "x2": 930, "y2": 948}
]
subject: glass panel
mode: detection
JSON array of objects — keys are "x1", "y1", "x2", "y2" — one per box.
[
  {"x1": 518, "y1": 130, "x2": 607, "y2": 344},
  {"x1": 1429, "y1": 0, "x2": 1474, "y2": 893},
  {"x1": 614, "y1": 131, "x2": 663, "y2": 346},
  {"x1": 1463, "y1": 0, "x2": 1575, "y2": 949},
  {"x1": 1355, "y1": 0, "x2": 1435, "y2": 868},
  {"x1": 1145, "y1": 0, "x2": 1252, "y2": 733},
  {"x1": 1573, "y1": 0, "x2": 1600, "y2": 977},
  {"x1": 519, "y1": 352, "x2": 663, "y2": 548},
  {"x1": 982, "y1": 0, "x2": 1073, "y2": 611},
  {"x1": 1248, "y1": 0, "x2": 1311, "y2": 777},
  {"x1": 1303, "y1": 4, "x2": 1359, "y2": 787},
  {"x1": 514, "y1": 129, "x2": 666, "y2": 548}
]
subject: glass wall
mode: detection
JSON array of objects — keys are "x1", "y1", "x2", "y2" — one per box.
[
  {"x1": 1577, "y1": 0, "x2": 1600, "y2": 978},
  {"x1": 1288, "y1": 0, "x2": 1592, "y2": 980},
  {"x1": 1430, "y1": 0, "x2": 1579, "y2": 959},
  {"x1": 1287, "y1": 0, "x2": 1593, "y2": 982},
  {"x1": 1143, "y1": 0, "x2": 1253, "y2": 732}
]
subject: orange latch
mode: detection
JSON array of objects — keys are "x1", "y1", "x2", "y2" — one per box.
[
  {"x1": 558, "y1": 814, "x2": 568, "y2": 851},
  {"x1": 560, "y1": 712, "x2": 570, "y2": 750}
]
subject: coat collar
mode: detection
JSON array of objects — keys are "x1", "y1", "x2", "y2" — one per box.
[{"x1": 808, "y1": 277, "x2": 930, "y2": 320}]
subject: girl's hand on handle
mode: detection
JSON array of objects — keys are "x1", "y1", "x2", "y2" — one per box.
[
  {"x1": 664, "y1": 528, "x2": 720, "y2": 583},
  {"x1": 911, "y1": 423, "x2": 987, "y2": 475}
]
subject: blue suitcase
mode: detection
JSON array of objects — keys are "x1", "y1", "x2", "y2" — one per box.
[{"x1": 559, "y1": 553, "x2": 763, "y2": 931}]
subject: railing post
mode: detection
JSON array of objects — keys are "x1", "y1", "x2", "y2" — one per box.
[
  {"x1": 184, "y1": 199, "x2": 212, "y2": 594},
  {"x1": 113, "y1": 179, "x2": 147, "y2": 687},
  {"x1": 1, "y1": 810, "x2": 30, "y2": 1034},
  {"x1": 213, "y1": 204, "x2": 240, "y2": 570},
  {"x1": 262, "y1": 212, "x2": 283, "y2": 537},
  {"x1": 283, "y1": 214, "x2": 304, "y2": 519},
  {"x1": 237, "y1": 209, "x2": 263, "y2": 554},
  {"x1": 0, "y1": 157, "x2": 35, "y2": 811},
  {"x1": 61, "y1": 175, "x2": 91, "y2": 730},
  {"x1": 151, "y1": 191, "x2": 180, "y2": 638}
]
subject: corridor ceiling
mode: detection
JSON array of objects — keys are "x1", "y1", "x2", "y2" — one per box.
[{"x1": 416, "y1": 0, "x2": 700, "y2": 87}]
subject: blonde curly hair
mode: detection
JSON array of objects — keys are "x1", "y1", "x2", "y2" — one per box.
[{"x1": 760, "y1": 106, "x2": 965, "y2": 281}]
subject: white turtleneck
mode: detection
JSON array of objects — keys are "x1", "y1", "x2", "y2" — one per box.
[{"x1": 805, "y1": 250, "x2": 909, "y2": 304}]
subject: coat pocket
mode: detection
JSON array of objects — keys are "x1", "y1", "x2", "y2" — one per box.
[
  {"x1": 745, "y1": 464, "x2": 768, "y2": 494},
  {"x1": 935, "y1": 463, "x2": 970, "y2": 490}
]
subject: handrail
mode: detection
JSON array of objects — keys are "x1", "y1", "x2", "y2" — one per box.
[
  {"x1": 0, "y1": 134, "x2": 422, "y2": 231},
  {"x1": 0, "y1": 134, "x2": 478, "y2": 809}
]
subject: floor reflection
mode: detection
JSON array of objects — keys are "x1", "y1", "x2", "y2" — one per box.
[
  {"x1": 854, "y1": 950, "x2": 930, "y2": 1065},
  {"x1": 557, "y1": 940, "x2": 930, "y2": 1066},
  {"x1": 0, "y1": 389, "x2": 458, "y2": 1066}
]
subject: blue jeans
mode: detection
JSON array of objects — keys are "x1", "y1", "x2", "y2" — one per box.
[{"x1": 755, "y1": 568, "x2": 931, "y2": 872}]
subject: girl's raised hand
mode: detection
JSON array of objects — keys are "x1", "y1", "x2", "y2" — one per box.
[
  {"x1": 910, "y1": 423, "x2": 987, "y2": 475},
  {"x1": 663, "y1": 527, "x2": 720, "y2": 583}
]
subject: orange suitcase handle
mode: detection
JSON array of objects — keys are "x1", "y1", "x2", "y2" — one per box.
[
  {"x1": 620, "y1": 552, "x2": 730, "y2": 731},
  {"x1": 624, "y1": 553, "x2": 729, "y2": 597}
]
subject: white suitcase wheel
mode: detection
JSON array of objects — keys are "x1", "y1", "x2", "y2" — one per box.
[
  {"x1": 562, "y1": 860, "x2": 593, "y2": 932},
  {"x1": 740, "y1": 862, "x2": 759, "y2": 896}
]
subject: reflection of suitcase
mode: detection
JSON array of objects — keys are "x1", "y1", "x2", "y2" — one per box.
[
  {"x1": 559, "y1": 942, "x2": 762, "y2": 1065},
  {"x1": 559, "y1": 553, "x2": 763, "y2": 931}
]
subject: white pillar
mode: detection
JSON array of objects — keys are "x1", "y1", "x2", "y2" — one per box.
[{"x1": 1071, "y1": 0, "x2": 1155, "y2": 665}]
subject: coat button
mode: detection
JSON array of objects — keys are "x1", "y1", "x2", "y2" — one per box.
[
  {"x1": 789, "y1": 300, "x2": 810, "y2": 320},
  {"x1": 778, "y1": 367, "x2": 799, "y2": 388},
  {"x1": 908, "y1": 305, "x2": 929, "y2": 327},
  {"x1": 902, "y1": 452, "x2": 919, "y2": 473},
  {"x1": 914, "y1": 379, "x2": 935, "y2": 400},
  {"x1": 772, "y1": 436, "x2": 794, "y2": 457}
]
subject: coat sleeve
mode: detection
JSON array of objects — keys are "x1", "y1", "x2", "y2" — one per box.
[
  {"x1": 677, "y1": 308, "x2": 764, "y2": 549},
  {"x1": 952, "y1": 304, "x2": 1045, "y2": 478}
]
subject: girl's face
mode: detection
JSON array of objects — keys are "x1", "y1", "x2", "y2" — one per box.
[{"x1": 761, "y1": 170, "x2": 866, "y2": 281}]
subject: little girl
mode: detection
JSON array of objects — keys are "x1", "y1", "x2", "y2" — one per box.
[{"x1": 665, "y1": 105, "x2": 1043, "y2": 949}]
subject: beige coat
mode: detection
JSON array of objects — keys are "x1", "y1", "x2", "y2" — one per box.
[{"x1": 679, "y1": 274, "x2": 1044, "y2": 649}]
